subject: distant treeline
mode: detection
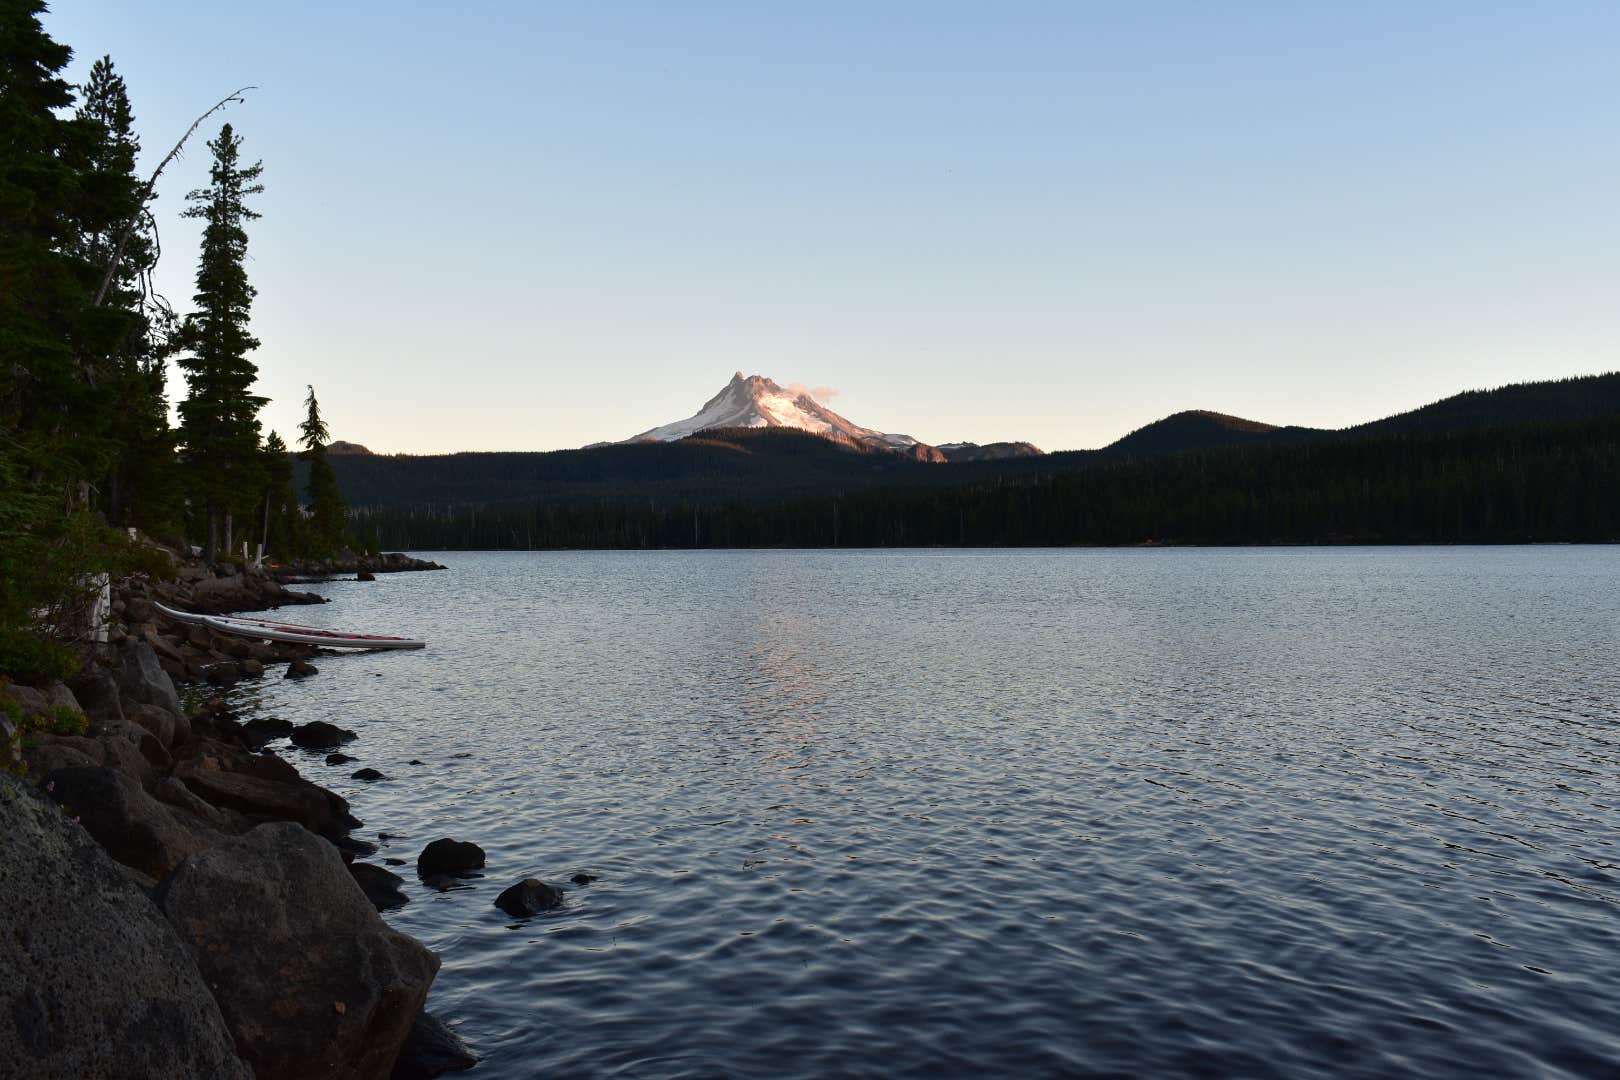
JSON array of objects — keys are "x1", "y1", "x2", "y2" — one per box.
[{"x1": 353, "y1": 416, "x2": 1620, "y2": 549}]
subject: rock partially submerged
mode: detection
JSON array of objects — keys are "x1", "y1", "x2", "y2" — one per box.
[
  {"x1": 417, "y1": 838, "x2": 486, "y2": 877},
  {"x1": 158, "y1": 823, "x2": 440, "y2": 1080},
  {"x1": 2, "y1": 540, "x2": 463, "y2": 1078},
  {"x1": 290, "y1": 720, "x2": 356, "y2": 749},
  {"x1": 494, "y1": 878, "x2": 564, "y2": 917},
  {"x1": 285, "y1": 658, "x2": 319, "y2": 679},
  {"x1": 350, "y1": 862, "x2": 410, "y2": 911},
  {"x1": 0, "y1": 773, "x2": 250, "y2": 1079}
]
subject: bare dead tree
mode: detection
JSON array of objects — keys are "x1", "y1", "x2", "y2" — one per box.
[{"x1": 91, "y1": 86, "x2": 257, "y2": 308}]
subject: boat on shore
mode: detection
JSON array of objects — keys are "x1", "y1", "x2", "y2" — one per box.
[{"x1": 155, "y1": 602, "x2": 426, "y2": 650}]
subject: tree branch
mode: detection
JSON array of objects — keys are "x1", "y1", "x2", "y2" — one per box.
[{"x1": 91, "y1": 86, "x2": 257, "y2": 308}]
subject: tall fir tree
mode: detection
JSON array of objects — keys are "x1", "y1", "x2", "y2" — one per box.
[
  {"x1": 261, "y1": 429, "x2": 302, "y2": 558},
  {"x1": 298, "y1": 385, "x2": 348, "y2": 556},
  {"x1": 0, "y1": 0, "x2": 116, "y2": 487},
  {"x1": 74, "y1": 55, "x2": 180, "y2": 533},
  {"x1": 0, "y1": 4, "x2": 149, "y2": 677},
  {"x1": 176, "y1": 122, "x2": 265, "y2": 563}
]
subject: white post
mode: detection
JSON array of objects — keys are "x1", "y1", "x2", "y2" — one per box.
[{"x1": 89, "y1": 573, "x2": 110, "y2": 644}]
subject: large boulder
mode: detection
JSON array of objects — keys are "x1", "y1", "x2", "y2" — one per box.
[
  {"x1": 116, "y1": 639, "x2": 185, "y2": 718},
  {"x1": 177, "y1": 767, "x2": 344, "y2": 835},
  {"x1": 0, "y1": 772, "x2": 249, "y2": 1079},
  {"x1": 158, "y1": 822, "x2": 440, "y2": 1080},
  {"x1": 21, "y1": 733, "x2": 156, "y2": 789},
  {"x1": 45, "y1": 766, "x2": 223, "y2": 880},
  {"x1": 175, "y1": 736, "x2": 304, "y2": 785}
]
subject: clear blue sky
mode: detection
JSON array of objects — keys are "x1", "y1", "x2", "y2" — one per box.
[{"x1": 44, "y1": 2, "x2": 1620, "y2": 453}]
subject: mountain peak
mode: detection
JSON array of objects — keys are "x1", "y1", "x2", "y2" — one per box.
[{"x1": 626, "y1": 373, "x2": 942, "y2": 459}]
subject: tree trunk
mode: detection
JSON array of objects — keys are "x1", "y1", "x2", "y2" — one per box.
[{"x1": 204, "y1": 504, "x2": 217, "y2": 565}]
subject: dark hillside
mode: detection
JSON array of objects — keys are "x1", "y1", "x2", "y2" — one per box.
[
  {"x1": 358, "y1": 414, "x2": 1620, "y2": 549},
  {"x1": 1102, "y1": 410, "x2": 1283, "y2": 457},
  {"x1": 1348, "y1": 372, "x2": 1620, "y2": 436},
  {"x1": 310, "y1": 427, "x2": 967, "y2": 509}
]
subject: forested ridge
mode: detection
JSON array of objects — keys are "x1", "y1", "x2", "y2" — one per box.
[
  {"x1": 353, "y1": 412, "x2": 1620, "y2": 549},
  {"x1": 318, "y1": 372, "x2": 1620, "y2": 533}
]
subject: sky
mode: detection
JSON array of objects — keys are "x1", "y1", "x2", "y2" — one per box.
[{"x1": 43, "y1": 1, "x2": 1620, "y2": 454}]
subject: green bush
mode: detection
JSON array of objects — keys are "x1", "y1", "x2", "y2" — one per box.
[{"x1": 0, "y1": 685, "x2": 89, "y2": 776}]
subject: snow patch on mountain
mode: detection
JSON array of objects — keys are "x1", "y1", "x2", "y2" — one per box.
[{"x1": 628, "y1": 372, "x2": 925, "y2": 449}]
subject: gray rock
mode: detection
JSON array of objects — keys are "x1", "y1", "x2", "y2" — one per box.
[
  {"x1": 45, "y1": 766, "x2": 222, "y2": 880},
  {"x1": 417, "y1": 838, "x2": 485, "y2": 877},
  {"x1": 177, "y1": 767, "x2": 342, "y2": 834},
  {"x1": 0, "y1": 772, "x2": 249, "y2": 1079},
  {"x1": 18, "y1": 733, "x2": 100, "y2": 776},
  {"x1": 190, "y1": 574, "x2": 250, "y2": 606},
  {"x1": 117, "y1": 639, "x2": 185, "y2": 718},
  {"x1": 127, "y1": 701, "x2": 180, "y2": 748},
  {"x1": 390, "y1": 1011, "x2": 479, "y2": 1079},
  {"x1": 158, "y1": 822, "x2": 440, "y2": 1080},
  {"x1": 285, "y1": 658, "x2": 318, "y2": 679},
  {"x1": 175, "y1": 736, "x2": 303, "y2": 785},
  {"x1": 132, "y1": 724, "x2": 174, "y2": 771},
  {"x1": 68, "y1": 661, "x2": 126, "y2": 735},
  {"x1": 351, "y1": 767, "x2": 387, "y2": 782},
  {"x1": 334, "y1": 835, "x2": 379, "y2": 861},
  {"x1": 38, "y1": 682, "x2": 81, "y2": 714},
  {"x1": 97, "y1": 732, "x2": 159, "y2": 789},
  {"x1": 153, "y1": 776, "x2": 251, "y2": 834},
  {"x1": 20, "y1": 733, "x2": 156, "y2": 789},
  {"x1": 241, "y1": 715, "x2": 294, "y2": 748},
  {"x1": 290, "y1": 720, "x2": 355, "y2": 749},
  {"x1": 0, "y1": 684, "x2": 49, "y2": 720},
  {"x1": 350, "y1": 861, "x2": 410, "y2": 910},
  {"x1": 494, "y1": 878, "x2": 564, "y2": 917}
]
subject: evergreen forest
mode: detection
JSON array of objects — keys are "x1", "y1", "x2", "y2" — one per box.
[{"x1": 0, "y1": 2, "x2": 350, "y2": 678}]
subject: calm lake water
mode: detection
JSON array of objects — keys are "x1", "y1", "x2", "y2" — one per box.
[{"x1": 228, "y1": 548, "x2": 1620, "y2": 1078}]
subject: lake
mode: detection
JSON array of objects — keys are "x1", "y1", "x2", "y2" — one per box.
[{"x1": 227, "y1": 547, "x2": 1620, "y2": 1078}]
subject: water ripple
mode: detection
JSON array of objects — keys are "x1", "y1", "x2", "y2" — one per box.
[{"x1": 229, "y1": 547, "x2": 1620, "y2": 1078}]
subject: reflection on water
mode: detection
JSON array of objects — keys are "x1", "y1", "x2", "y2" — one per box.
[{"x1": 233, "y1": 547, "x2": 1620, "y2": 1078}]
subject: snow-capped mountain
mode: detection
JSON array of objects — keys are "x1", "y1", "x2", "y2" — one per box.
[{"x1": 627, "y1": 373, "x2": 941, "y2": 458}]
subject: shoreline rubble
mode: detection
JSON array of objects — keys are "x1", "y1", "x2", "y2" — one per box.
[{"x1": 0, "y1": 541, "x2": 474, "y2": 1079}]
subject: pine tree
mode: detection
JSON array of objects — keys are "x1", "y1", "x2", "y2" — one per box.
[
  {"x1": 176, "y1": 123, "x2": 265, "y2": 563},
  {"x1": 0, "y1": 5, "x2": 142, "y2": 677},
  {"x1": 299, "y1": 385, "x2": 348, "y2": 555},
  {"x1": 262, "y1": 429, "x2": 302, "y2": 558},
  {"x1": 74, "y1": 55, "x2": 180, "y2": 533},
  {"x1": 0, "y1": 0, "x2": 113, "y2": 486}
]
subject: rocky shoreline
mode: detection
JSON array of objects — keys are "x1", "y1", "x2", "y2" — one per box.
[{"x1": 0, "y1": 544, "x2": 488, "y2": 1079}]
